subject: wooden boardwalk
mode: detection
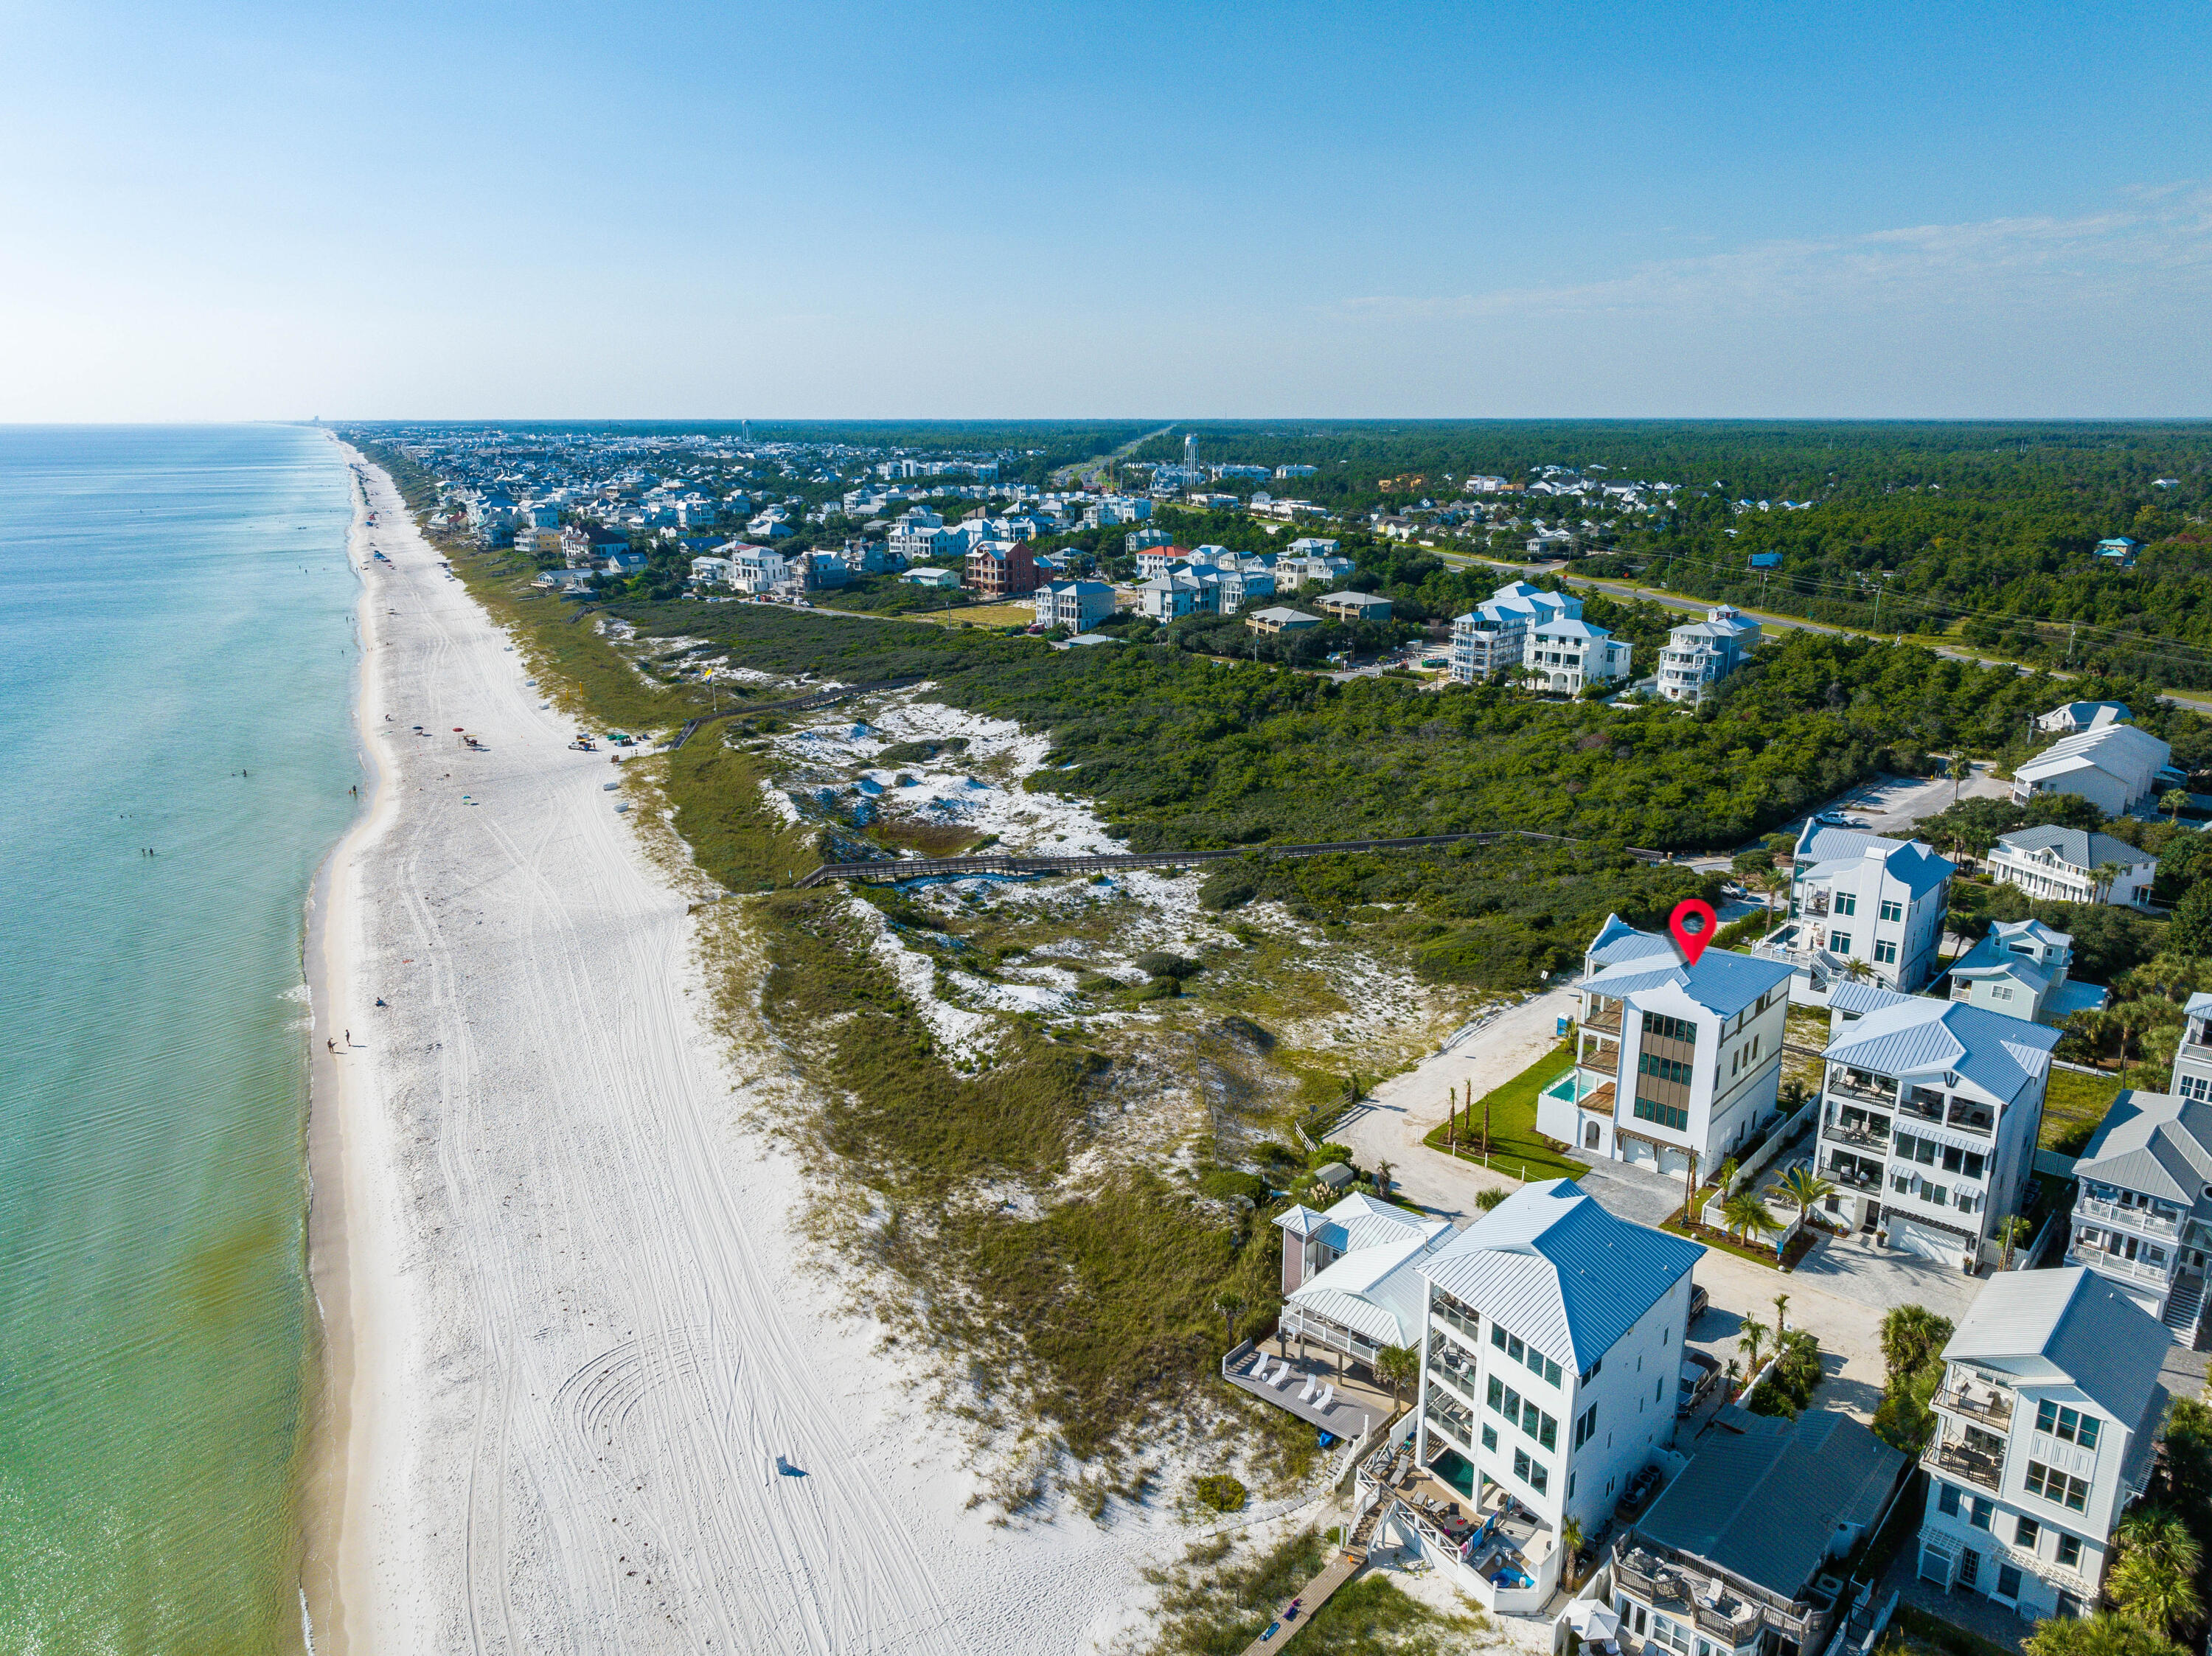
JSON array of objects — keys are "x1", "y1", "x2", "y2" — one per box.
[
  {"x1": 669, "y1": 675, "x2": 925, "y2": 749},
  {"x1": 1237, "y1": 1502, "x2": 1386, "y2": 1655}
]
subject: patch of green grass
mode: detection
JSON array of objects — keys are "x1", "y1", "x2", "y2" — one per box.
[
  {"x1": 664, "y1": 736, "x2": 821, "y2": 890},
  {"x1": 2042, "y1": 1065, "x2": 2122, "y2": 1153},
  {"x1": 1885, "y1": 1604, "x2": 2021, "y2": 1656},
  {"x1": 1421, "y1": 1041, "x2": 1588, "y2": 1182}
]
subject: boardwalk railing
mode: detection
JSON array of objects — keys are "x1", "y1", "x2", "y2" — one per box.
[{"x1": 793, "y1": 829, "x2": 1664, "y2": 888}]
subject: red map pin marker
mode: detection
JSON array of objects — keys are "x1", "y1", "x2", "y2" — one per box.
[{"x1": 1669, "y1": 899, "x2": 1719, "y2": 967}]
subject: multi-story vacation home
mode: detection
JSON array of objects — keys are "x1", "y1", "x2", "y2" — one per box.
[
  {"x1": 2066, "y1": 1090, "x2": 2212, "y2": 1342},
  {"x1": 1448, "y1": 581, "x2": 1630, "y2": 692},
  {"x1": 1609, "y1": 1409, "x2": 1906, "y2": 1656},
  {"x1": 1353, "y1": 1181, "x2": 1701, "y2": 1612},
  {"x1": 1812, "y1": 984, "x2": 2058, "y2": 1265},
  {"x1": 1987, "y1": 827, "x2": 2157, "y2": 910},
  {"x1": 1756, "y1": 824, "x2": 1953, "y2": 999},
  {"x1": 1655, "y1": 606, "x2": 1760, "y2": 705},
  {"x1": 1916, "y1": 1269, "x2": 2168, "y2": 1621},
  {"x1": 1535, "y1": 918, "x2": 1793, "y2": 1182}
]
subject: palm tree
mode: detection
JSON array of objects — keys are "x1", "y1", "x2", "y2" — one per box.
[
  {"x1": 2025, "y1": 1612, "x2": 2188, "y2": 1656},
  {"x1": 1374, "y1": 1159, "x2": 1395, "y2": 1200},
  {"x1": 1772, "y1": 1292, "x2": 1791, "y2": 1337},
  {"x1": 1736, "y1": 1315, "x2": 1770, "y2": 1377},
  {"x1": 1844, "y1": 956, "x2": 1874, "y2": 982},
  {"x1": 1374, "y1": 1343, "x2": 1420, "y2": 1405},
  {"x1": 1560, "y1": 1516, "x2": 1586, "y2": 1588},
  {"x1": 2094, "y1": 860, "x2": 2129, "y2": 905},
  {"x1": 1950, "y1": 751, "x2": 1972, "y2": 802},
  {"x1": 1216, "y1": 1294, "x2": 1246, "y2": 1347},
  {"x1": 2164, "y1": 788, "x2": 2191, "y2": 824},
  {"x1": 1995, "y1": 1214, "x2": 2033, "y2": 1269},
  {"x1": 1722, "y1": 1190, "x2": 1781, "y2": 1248},
  {"x1": 1780, "y1": 1166, "x2": 1836, "y2": 1225},
  {"x1": 1879, "y1": 1304, "x2": 1954, "y2": 1384},
  {"x1": 2110, "y1": 1511, "x2": 2204, "y2": 1638}
]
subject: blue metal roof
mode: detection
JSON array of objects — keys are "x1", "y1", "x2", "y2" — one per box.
[
  {"x1": 1821, "y1": 994, "x2": 2059, "y2": 1103},
  {"x1": 1418, "y1": 1181, "x2": 1703, "y2": 1374},
  {"x1": 1579, "y1": 940, "x2": 1795, "y2": 1020}
]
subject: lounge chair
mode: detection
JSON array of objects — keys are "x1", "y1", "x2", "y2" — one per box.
[
  {"x1": 1256, "y1": 1355, "x2": 1278, "y2": 1383},
  {"x1": 1317, "y1": 1383, "x2": 1335, "y2": 1410},
  {"x1": 1273, "y1": 1363, "x2": 1296, "y2": 1390},
  {"x1": 1298, "y1": 1374, "x2": 1318, "y2": 1404}
]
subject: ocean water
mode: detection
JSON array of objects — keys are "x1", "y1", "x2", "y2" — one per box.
[{"x1": 0, "y1": 426, "x2": 357, "y2": 1652}]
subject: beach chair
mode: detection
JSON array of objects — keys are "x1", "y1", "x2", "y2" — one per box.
[
  {"x1": 1317, "y1": 1382, "x2": 1335, "y2": 1410},
  {"x1": 1273, "y1": 1362, "x2": 1296, "y2": 1390},
  {"x1": 1298, "y1": 1374, "x2": 1318, "y2": 1404}
]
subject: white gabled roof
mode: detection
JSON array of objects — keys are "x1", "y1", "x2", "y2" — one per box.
[
  {"x1": 1821, "y1": 995, "x2": 2058, "y2": 1102},
  {"x1": 1417, "y1": 1180, "x2": 1702, "y2": 1373},
  {"x1": 1277, "y1": 1194, "x2": 1454, "y2": 1348}
]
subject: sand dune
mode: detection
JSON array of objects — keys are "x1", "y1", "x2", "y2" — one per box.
[{"x1": 306, "y1": 452, "x2": 1178, "y2": 1654}]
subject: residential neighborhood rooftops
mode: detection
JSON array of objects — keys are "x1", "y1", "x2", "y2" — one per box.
[
  {"x1": 1942, "y1": 1267, "x2": 2168, "y2": 1430},
  {"x1": 1416, "y1": 1180, "x2": 1702, "y2": 1373},
  {"x1": 1794, "y1": 825, "x2": 1953, "y2": 897},
  {"x1": 1993, "y1": 824, "x2": 2157, "y2": 870},
  {"x1": 1821, "y1": 992, "x2": 2059, "y2": 1099},
  {"x1": 2073, "y1": 1090, "x2": 2212, "y2": 1209},
  {"x1": 1635, "y1": 1409, "x2": 1905, "y2": 1600}
]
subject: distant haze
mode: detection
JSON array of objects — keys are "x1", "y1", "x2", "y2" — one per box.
[{"x1": 3, "y1": 0, "x2": 2209, "y2": 420}]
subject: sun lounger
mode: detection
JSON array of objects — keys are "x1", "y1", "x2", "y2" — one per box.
[
  {"x1": 1273, "y1": 1363, "x2": 1296, "y2": 1390},
  {"x1": 1298, "y1": 1374, "x2": 1318, "y2": 1403},
  {"x1": 1317, "y1": 1383, "x2": 1335, "y2": 1410}
]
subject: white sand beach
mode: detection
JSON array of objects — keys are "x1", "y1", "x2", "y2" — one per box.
[{"x1": 303, "y1": 452, "x2": 1195, "y2": 1655}]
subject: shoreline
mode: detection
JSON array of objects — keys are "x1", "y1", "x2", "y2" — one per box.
[{"x1": 301, "y1": 441, "x2": 393, "y2": 1656}]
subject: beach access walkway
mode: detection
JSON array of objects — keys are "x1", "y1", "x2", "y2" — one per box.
[
  {"x1": 1237, "y1": 1508, "x2": 1380, "y2": 1656},
  {"x1": 794, "y1": 829, "x2": 1666, "y2": 888}
]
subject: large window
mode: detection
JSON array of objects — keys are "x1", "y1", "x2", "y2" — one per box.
[
  {"x1": 1830, "y1": 932, "x2": 1853, "y2": 956},
  {"x1": 1635, "y1": 1096, "x2": 1690, "y2": 1132},
  {"x1": 1641, "y1": 1012, "x2": 1698, "y2": 1045},
  {"x1": 1879, "y1": 900, "x2": 1904, "y2": 922},
  {"x1": 1573, "y1": 1403, "x2": 1599, "y2": 1450},
  {"x1": 1834, "y1": 893, "x2": 1857, "y2": 916},
  {"x1": 1638, "y1": 1053, "x2": 1694, "y2": 1087},
  {"x1": 1874, "y1": 940, "x2": 1899, "y2": 965},
  {"x1": 2036, "y1": 1402, "x2": 2101, "y2": 1449},
  {"x1": 2026, "y1": 1461, "x2": 2090, "y2": 1511},
  {"x1": 1513, "y1": 1447, "x2": 1549, "y2": 1495}
]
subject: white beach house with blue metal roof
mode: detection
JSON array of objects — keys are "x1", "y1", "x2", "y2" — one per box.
[
  {"x1": 1364, "y1": 1180, "x2": 1702, "y2": 1612},
  {"x1": 1540, "y1": 918, "x2": 1794, "y2": 1180},
  {"x1": 1813, "y1": 984, "x2": 2058, "y2": 1265},
  {"x1": 1757, "y1": 825, "x2": 1954, "y2": 1001}
]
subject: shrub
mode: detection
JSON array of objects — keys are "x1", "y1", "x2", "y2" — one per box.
[
  {"x1": 1136, "y1": 950, "x2": 1201, "y2": 980},
  {"x1": 1135, "y1": 977, "x2": 1180, "y2": 1001},
  {"x1": 1309, "y1": 1142, "x2": 1357, "y2": 1171},
  {"x1": 1475, "y1": 1188, "x2": 1509, "y2": 1211},
  {"x1": 1199, "y1": 866, "x2": 1259, "y2": 911},
  {"x1": 1200, "y1": 1169, "x2": 1270, "y2": 1204},
  {"x1": 1193, "y1": 1474, "x2": 1248, "y2": 1512}
]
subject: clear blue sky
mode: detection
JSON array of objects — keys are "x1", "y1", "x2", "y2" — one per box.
[{"x1": 5, "y1": 0, "x2": 2208, "y2": 419}]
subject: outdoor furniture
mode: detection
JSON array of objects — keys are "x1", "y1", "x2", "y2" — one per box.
[
  {"x1": 1317, "y1": 1383, "x2": 1335, "y2": 1410},
  {"x1": 1298, "y1": 1374, "x2": 1318, "y2": 1403},
  {"x1": 1273, "y1": 1363, "x2": 1295, "y2": 1390}
]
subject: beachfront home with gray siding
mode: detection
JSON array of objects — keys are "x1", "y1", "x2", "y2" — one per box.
[
  {"x1": 1918, "y1": 1269, "x2": 2168, "y2": 1620},
  {"x1": 1813, "y1": 984, "x2": 2057, "y2": 1265},
  {"x1": 1610, "y1": 1409, "x2": 1906, "y2": 1656},
  {"x1": 1759, "y1": 825, "x2": 1953, "y2": 999},
  {"x1": 2065, "y1": 1079, "x2": 2212, "y2": 1341}
]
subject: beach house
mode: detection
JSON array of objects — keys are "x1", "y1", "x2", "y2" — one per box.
[
  {"x1": 1941, "y1": 918, "x2": 2109, "y2": 1027},
  {"x1": 1349, "y1": 1181, "x2": 1702, "y2": 1612},
  {"x1": 1916, "y1": 1269, "x2": 2168, "y2": 1620},
  {"x1": 2065, "y1": 1090, "x2": 2212, "y2": 1339},
  {"x1": 1537, "y1": 918, "x2": 1793, "y2": 1180},
  {"x1": 1654, "y1": 607, "x2": 1760, "y2": 706},
  {"x1": 2010, "y1": 724, "x2": 2175, "y2": 816},
  {"x1": 1607, "y1": 1409, "x2": 1907, "y2": 1656},
  {"x1": 1811, "y1": 983, "x2": 2058, "y2": 1264},
  {"x1": 1756, "y1": 823, "x2": 1953, "y2": 1000},
  {"x1": 1986, "y1": 827, "x2": 2157, "y2": 908}
]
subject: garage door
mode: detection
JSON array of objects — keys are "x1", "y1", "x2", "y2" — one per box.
[
  {"x1": 1658, "y1": 1147, "x2": 1690, "y2": 1177},
  {"x1": 1618, "y1": 1138, "x2": 1655, "y2": 1169},
  {"x1": 1890, "y1": 1215, "x2": 1964, "y2": 1264}
]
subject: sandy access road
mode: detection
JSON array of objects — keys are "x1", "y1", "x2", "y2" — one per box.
[{"x1": 305, "y1": 450, "x2": 1173, "y2": 1655}]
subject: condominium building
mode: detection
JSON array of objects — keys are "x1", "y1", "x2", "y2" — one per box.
[
  {"x1": 1356, "y1": 1180, "x2": 1701, "y2": 1611},
  {"x1": 1987, "y1": 827, "x2": 2157, "y2": 909},
  {"x1": 1536, "y1": 917, "x2": 1793, "y2": 1179},
  {"x1": 1916, "y1": 1268, "x2": 2168, "y2": 1620},
  {"x1": 1655, "y1": 606, "x2": 1761, "y2": 705},
  {"x1": 1757, "y1": 824, "x2": 1953, "y2": 998},
  {"x1": 2010, "y1": 724, "x2": 2175, "y2": 816},
  {"x1": 1812, "y1": 984, "x2": 2058, "y2": 1264},
  {"x1": 964, "y1": 540, "x2": 1038, "y2": 597},
  {"x1": 1448, "y1": 581, "x2": 1631, "y2": 692}
]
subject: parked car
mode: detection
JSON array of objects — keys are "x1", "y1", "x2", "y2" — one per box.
[
  {"x1": 1688, "y1": 1282, "x2": 1710, "y2": 1324},
  {"x1": 1677, "y1": 1349, "x2": 1723, "y2": 1417}
]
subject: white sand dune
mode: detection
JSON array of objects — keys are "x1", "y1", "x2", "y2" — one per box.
[{"x1": 306, "y1": 452, "x2": 1180, "y2": 1655}]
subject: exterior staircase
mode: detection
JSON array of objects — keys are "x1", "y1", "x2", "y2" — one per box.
[{"x1": 2162, "y1": 1276, "x2": 2203, "y2": 1342}]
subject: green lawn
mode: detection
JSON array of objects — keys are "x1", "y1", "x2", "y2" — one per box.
[
  {"x1": 2042, "y1": 1065, "x2": 2122, "y2": 1154},
  {"x1": 1421, "y1": 1040, "x2": 1588, "y2": 1183}
]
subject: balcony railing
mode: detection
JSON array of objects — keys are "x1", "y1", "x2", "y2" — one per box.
[
  {"x1": 1927, "y1": 1436, "x2": 2006, "y2": 1493},
  {"x1": 2069, "y1": 1245, "x2": 2174, "y2": 1284},
  {"x1": 1826, "y1": 1159, "x2": 1882, "y2": 1192},
  {"x1": 1829, "y1": 1073, "x2": 1899, "y2": 1107},
  {"x1": 1934, "y1": 1380, "x2": 2015, "y2": 1430},
  {"x1": 1582, "y1": 1003, "x2": 1622, "y2": 1035},
  {"x1": 1433, "y1": 1298, "x2": 1482, "y2": 1347},
  {"x1": 1281, "y1": 1306, "x2": 1382, "y2": 1367},
  {"x1": 1823, "y1": 1115, "x2": 1891, "y2": 1150},
  {"x1": 2077, "y1": 1196, "x2": 2183, "y2": 1239}
]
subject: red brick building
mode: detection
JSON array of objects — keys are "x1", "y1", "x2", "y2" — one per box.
[{"x1": 965, "y1": 540, "x2": 1038, "y2": 598}]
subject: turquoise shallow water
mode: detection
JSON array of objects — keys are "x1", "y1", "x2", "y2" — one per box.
[{"x1": 0, "y1": 425, "x2": 357, "y2": 1652}]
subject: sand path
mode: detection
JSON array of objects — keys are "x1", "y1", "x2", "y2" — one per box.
[{"x1": 308, "y1": 453, "x2": 1170, "y2": 1655}]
